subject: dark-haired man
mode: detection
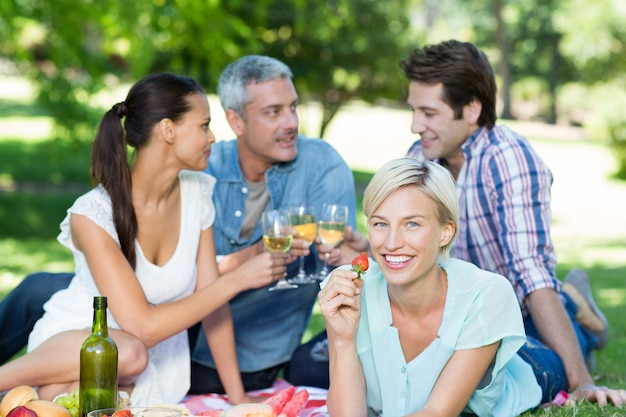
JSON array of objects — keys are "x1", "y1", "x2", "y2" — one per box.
[
  {"x1": 320, "y1": 39, "x2": 625, "y2": 407},
  {"x1": 400, "y1": 39, "x2": 622, "y2": 406}
]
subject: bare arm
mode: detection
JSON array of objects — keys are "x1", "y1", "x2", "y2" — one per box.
[
  {"x1": 217, "y1": 242, "x2": 263, "y2": 274},
  {"x1": 202, "y1": 307, "x2": 260, "y2": 404},
  {"x1": 526, "y1": 288, "x2": 590, "y2": 390},
  {"x1": 319, "y1": 269, "x2": 367, "y2": 417},
  {"x1": 525, "y1": 289, "x2": 625, "y2": 406},
  {"x1": 527, "y1": 289, "x2": 626, "y2": 406},
  {"x1": 195, "y1": 231, "x2": 258, "y2": 405},
  {"x1": 407, "y1": 343, "x2": 500, "y2": 417},
  {"x1": 217, "y1": 239, "x2": 307, "y2": 276},
  {"x1": 71, "y1": 214, "x2": 275, "y2": 347}
]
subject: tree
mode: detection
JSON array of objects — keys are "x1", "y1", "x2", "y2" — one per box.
[
  {"x1": 0, "y1": 0, "x2": 414, "y2": 140},
  {"x1": 492, "y1": 0, "x2": 513, "y2": 119},
  {"x1": 262, "y1": 0, "x2": 414, "y2": 137}
]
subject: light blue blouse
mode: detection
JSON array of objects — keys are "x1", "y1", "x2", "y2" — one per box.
[{"x1": 354, "y1": 258, "x2": 542, "y2": 416}]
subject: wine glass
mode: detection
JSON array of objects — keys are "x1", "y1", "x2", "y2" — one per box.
[
  {"x1": 317, "y1": 204, "x2": 348, "y2": 279},
  {"x1": 288, "y1": 205, "x2": 317, "y2": 284},
  {"x1": 262, "y1": 209, "x2": 298, "y2": 291}
]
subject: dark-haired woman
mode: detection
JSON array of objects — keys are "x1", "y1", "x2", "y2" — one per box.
[{"x1": 0, "y1": 73, "x2": 285, "y2": 405}]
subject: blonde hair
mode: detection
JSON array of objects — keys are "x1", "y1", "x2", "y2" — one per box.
[{"x1": 363, "y1": 158, "x2": 459, "y2": 262}]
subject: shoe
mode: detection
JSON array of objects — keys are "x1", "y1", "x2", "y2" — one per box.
[{"x1": 564, "y1": 269, "x2": 609, "y2": 350}]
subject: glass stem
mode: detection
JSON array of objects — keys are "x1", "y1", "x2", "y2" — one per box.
[
  {"x1": 320, "y1": 252, "x2": 330, "y2": 277},
  {"x1": 298, "y1": 255, "x2": 306, "y2": 277}
]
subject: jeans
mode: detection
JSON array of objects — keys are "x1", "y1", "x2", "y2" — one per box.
[
  {"x1": 191, "y1": 277, "x2": 320, "y2": 372},
  {"x1": 284, "y1": 329, "x2": 329, "y2": 388},
  {"x1": 0, "y1": 272, "x2": 73, "y2": 364},
  {"x1": 517, "y1": 336, "x2": 567, "y2": 404},
  {"x1": 186, "y1": 323, "x2": 283, "y2": 393},
  {"x1": 524, "y1": 291, "x2": 598, "y2": 359},
  {"x1": 520, "y1": 291, "x2": 597, "y2": 404}
]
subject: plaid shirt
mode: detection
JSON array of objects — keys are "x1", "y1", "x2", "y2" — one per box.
[{"x1": 406, "y1": 125, "x2": 559, "y2": 304}]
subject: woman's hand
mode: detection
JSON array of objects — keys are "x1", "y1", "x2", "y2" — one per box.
[
  {"x1": 227, "y1": 393, "x2": 264, "y2": 405},
  {"x1": 318, "y1": 268, "x2": 364, "y2": 341},
  {"x1": 230, "y1": 251, "x2": 290, "y2": 290},
  {"x1": 287, "y1": 238, "x2": 312, "y2": 262}
]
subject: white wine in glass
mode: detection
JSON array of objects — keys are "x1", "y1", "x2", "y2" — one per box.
[
  {"x1": 289, "y1": 206, "x2": 317, "y2": 284},
  {"x1": 263, "y1": 235, "x2": 293, "y2": 252},
  {"x1": 317, "y1": 204, "x2": 348, "y2": 279},
  {"x1": 262, "y1": 209, "x2": 298, "y2": 291}
]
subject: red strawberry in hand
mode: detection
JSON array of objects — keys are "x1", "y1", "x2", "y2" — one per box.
[{"x1": 351, "y1": 252, "x2": 369, "y2": 279}]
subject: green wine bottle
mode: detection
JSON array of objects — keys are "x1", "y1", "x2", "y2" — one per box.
[{"x1": 79, "y1": 296, "x2": 118, "y2": 417}]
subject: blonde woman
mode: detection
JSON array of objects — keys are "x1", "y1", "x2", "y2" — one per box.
[{"x1": 319, "y1": 158, "x2": 541, "y2": 417}]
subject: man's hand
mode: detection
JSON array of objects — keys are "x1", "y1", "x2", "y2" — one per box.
[
  {"x1": 315, "y1": 226, "x2": 369, "y2": 267},
  {"x1": 287, "y1": 238, "x2": 312, "y2": 263},
  {"x1": 567, "y1": 383, "x2": 626, "y2": 407},
  {"x1": 526, "y1": 289, "x2": 626, "y2": 407}
]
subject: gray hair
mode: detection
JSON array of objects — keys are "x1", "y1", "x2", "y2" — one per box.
[
  {"x1": 363, "y1": 158, "x2": 459, "y2": 262},
  {"x1": 217, "y1": 55, "x2": 293, "y2": 117}
]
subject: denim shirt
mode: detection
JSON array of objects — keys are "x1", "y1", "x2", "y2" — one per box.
[{"x1": 192, "y1": 135, "x2": 357, "y2": 372}]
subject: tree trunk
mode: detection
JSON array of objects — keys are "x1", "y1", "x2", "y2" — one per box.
[
  {"x1": 546, "y1": 33, "x2": 561, "y2": 124},
  {"x1": 493, "y1": 0, "x2": 513, "y2": 120},
  {"x1": 319, "y1": 101, "x2": 341, "y2": 139}
]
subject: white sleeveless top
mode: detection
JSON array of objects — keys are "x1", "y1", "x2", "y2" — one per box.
[{"x1": 28, "y1": 170, "x2": 216, "y2": 405}]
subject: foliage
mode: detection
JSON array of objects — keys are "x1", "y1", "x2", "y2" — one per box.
[
  {"x1": 0, "y1": 0, "x2": 413, "y2": 140},
  {"x1": 414, "y1": 1, "x2": 625, "y2": 118},
  {"x1": 261, "y1": 0, "x2": 413, "y2": 136},
  {"x1": 0, "y1": 238, "x2": 74, "y2": 283},
  {"x1": 607, "y1": 118, "x2": 626, "y2": 179},
  {"x1": 0, "y1": 138, "x2": 91, "y2": 185},
  {"x1": 3, "y1": 0, "x2": 626, "y2": 173},
  {"x1": 569, "y1": 81, "x2": 626, "y2": 179},
  {"x1": 555, "y1": 0, "x2": 626, "y2": 83},
  {"x1": 409, "y1": 0, "x2": 626, "y2": 176},
  {"x1": 1, "y1": 0, "x2": 151, "y2": 141}
]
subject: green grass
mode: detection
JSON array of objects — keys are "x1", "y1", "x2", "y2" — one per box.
[{"x1": 1, "y1": 90, "x2": 625, "y2": 416}]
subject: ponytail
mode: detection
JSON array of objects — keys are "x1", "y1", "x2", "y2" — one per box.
[{"x1": 91, "y1": 102, "x2": 137, "y2": 268}]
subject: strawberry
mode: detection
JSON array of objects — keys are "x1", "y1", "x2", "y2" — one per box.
[{"x1": 351, "y1": 252, "x2": 369, "y2": 279}]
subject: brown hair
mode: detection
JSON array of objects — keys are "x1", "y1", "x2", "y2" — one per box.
[
  {"x1": 91, "y1": 73, "x2": 205, "y2": 268},
  {"x1": 400, "y1": 40, "x2": 497, "y2": 128}
]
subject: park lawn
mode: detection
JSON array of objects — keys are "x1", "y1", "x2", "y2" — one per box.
[{"x1": 1, "y1": 93, "x2": 625, "y2": 416}]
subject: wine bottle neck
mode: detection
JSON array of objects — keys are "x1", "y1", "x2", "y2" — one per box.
[
  {"x1": 92, "y1": 296, "x2": 109, "y2": 336},
  {"x1": 92, "y1": 308, "x2": 109, "y2": 336}
]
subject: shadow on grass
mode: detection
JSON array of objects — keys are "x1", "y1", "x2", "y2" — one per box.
[
  {"x1": 0, "y1": 99, "x2": 49, "y2": 118},
  {"x1": 0, "y1": 192, "x2": 83, "y2": 238},
  {"x1": 0, "y1": 138, "x2": 92, "y2": 186},
  {"x1": 0, "y1": 138, "x2": 91, "y2": 239}
]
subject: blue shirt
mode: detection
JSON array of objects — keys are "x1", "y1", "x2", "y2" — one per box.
[
  {"x1": 406, "y1": 125, "x2": 559, "y2": 305},
  {"x1": 356, "y1": 259, "x2": 541, "y2": 417},
  {"x1": 192, "y1": 135, "x2": 357, "y2": 372}
]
